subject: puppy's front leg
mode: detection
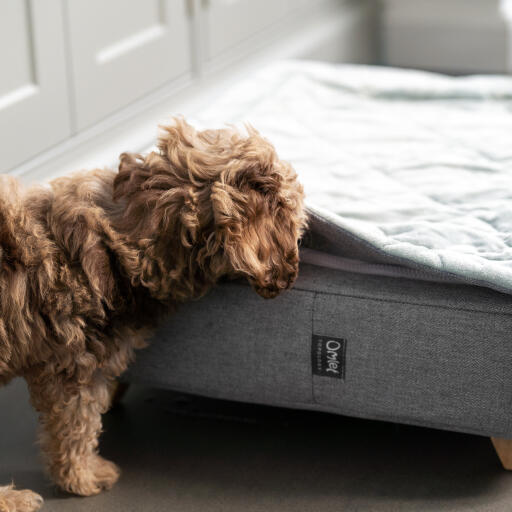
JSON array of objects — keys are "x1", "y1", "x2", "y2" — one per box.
[{"x1": 26, "y1": 369, "x2": 120, "y2": 497}]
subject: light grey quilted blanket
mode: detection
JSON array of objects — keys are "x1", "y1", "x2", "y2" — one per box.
[{"x1": 192, "y1": 61, "x2": 512, "y2": 294}]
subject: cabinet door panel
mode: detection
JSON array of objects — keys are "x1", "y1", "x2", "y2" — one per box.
[
  {"x1": 0, "y1": 0, "x2": 70, "y2": 173},
  {"x1": 67, "y1": 0, "x2": 191, "y2": 130}
]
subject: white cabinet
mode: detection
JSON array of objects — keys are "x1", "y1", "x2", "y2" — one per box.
[
  {"x1": 0, "y1": 0, "x2": 366, "y2": 177},
  {"x1": 0, "y1": 0, "x2": 70, "y2": 173},
  {"x1": 65, "y1": 0, "x2": 191, "y2": 130}
]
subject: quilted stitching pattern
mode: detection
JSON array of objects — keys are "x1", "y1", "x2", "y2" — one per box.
[{"x1": 192, "y1": 61, "x2": 512, "y2": 294}]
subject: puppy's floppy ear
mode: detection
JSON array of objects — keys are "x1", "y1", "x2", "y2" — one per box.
[
  {"x1": 211, "y1": 168, "x2": 303, "y2": 299},
  {"x1": 205, "y1": 126, "x2": 306, "y2": 299},
  {"x1": 210, "y1": 181, "x2": 244, "y2": 233}
]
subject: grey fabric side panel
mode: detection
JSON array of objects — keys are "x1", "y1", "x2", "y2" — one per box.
[
  {"x1": 128, "y1": 266, "x2": 512, "y2": 438},
  {"x1": 295, "y1": 263, "x2": 512, "y2": 315},
  {"x1": 312, "y1": 292, "x2": 512, "y2": 438},
  {"x1": 128, "y1": 284, "x2": 316, "y2": 407}
]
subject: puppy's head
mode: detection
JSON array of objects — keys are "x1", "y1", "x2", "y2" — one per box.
[
  {"x1": 114, "y1": 118, "x2": 307, "y2": 299},
  {"x1": 206, "y1": 133, "x2": 306, "y2": 298}
]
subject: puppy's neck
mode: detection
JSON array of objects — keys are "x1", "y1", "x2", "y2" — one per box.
[{"x1": 108, "y1": 188, "x2": 226, "y2": 304}]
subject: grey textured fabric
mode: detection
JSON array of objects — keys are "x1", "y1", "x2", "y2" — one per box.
[
  {"x1": 128, "y1": 262, "x2": 512, "y2": 438},
  {"x1": 129, "y1": 62, "x2": 512, "y2": 438}
]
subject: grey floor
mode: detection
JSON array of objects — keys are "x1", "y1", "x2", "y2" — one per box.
[{"x1": 1, "y1": 379, "x2": 511, "y2": 512}]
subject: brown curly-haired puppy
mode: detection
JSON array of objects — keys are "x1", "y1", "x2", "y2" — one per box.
[{"x1": 0, "y1": 118, "x2": 306, "y2": 511}]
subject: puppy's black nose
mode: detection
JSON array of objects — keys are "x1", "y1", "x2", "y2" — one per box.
[{"x1": 254, "y1": 284, "x2": 280, "y2": 299}]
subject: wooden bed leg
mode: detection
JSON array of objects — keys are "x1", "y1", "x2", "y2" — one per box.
[{"x1": 491, "y1": 437, "x2": 512, "y2": 469}]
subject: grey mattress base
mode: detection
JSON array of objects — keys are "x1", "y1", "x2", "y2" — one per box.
[{"x1": 127, "y1": 261, "x2": 512, "y2": 439}]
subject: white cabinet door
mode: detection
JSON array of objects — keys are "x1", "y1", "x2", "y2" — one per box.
[
  {"x1": 66, "y1": 0, "x2": 191, "y2": 131},
  {"x1": 0, "y1": 0, "x2": 70, "y2": 173},
  {"x1": 202, "y1": 0, "x2": 290, "y2": 62}
]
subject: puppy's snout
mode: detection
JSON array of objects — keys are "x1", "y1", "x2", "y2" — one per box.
[
  {"x1": 254, "y1": 285, "x2": 280, "y2": 299},
  {"x1": 253, "y1": 266, "x2": 298, "y2": 299}
]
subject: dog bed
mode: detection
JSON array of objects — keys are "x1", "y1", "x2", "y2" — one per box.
[{"x1": 128, "y1": 61, "x2": 512, "y2": 439}]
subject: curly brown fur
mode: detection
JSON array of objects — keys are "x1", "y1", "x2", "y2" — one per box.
[{"x1": 0, "y1": 118, "x2": 306, "y2": 510}]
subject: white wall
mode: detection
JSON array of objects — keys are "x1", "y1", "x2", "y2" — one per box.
[{"x1": 379, "y1": 0, "x2": 509, "y2": 73}]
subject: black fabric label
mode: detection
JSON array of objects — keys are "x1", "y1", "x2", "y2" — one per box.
[{"x1": 311, "y1": 335, "x2": 346, "y2": 379}]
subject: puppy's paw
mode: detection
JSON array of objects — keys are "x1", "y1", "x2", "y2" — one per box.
[
  {"x1": 90, "y1": 456, "x2": 120, "y2": 492},
  {"x1": 0, "y1": 485, "x2": 43, "y2": 512},
  {"x1": 57, "y1": 456, "x2": 120, "y2": 497}
]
